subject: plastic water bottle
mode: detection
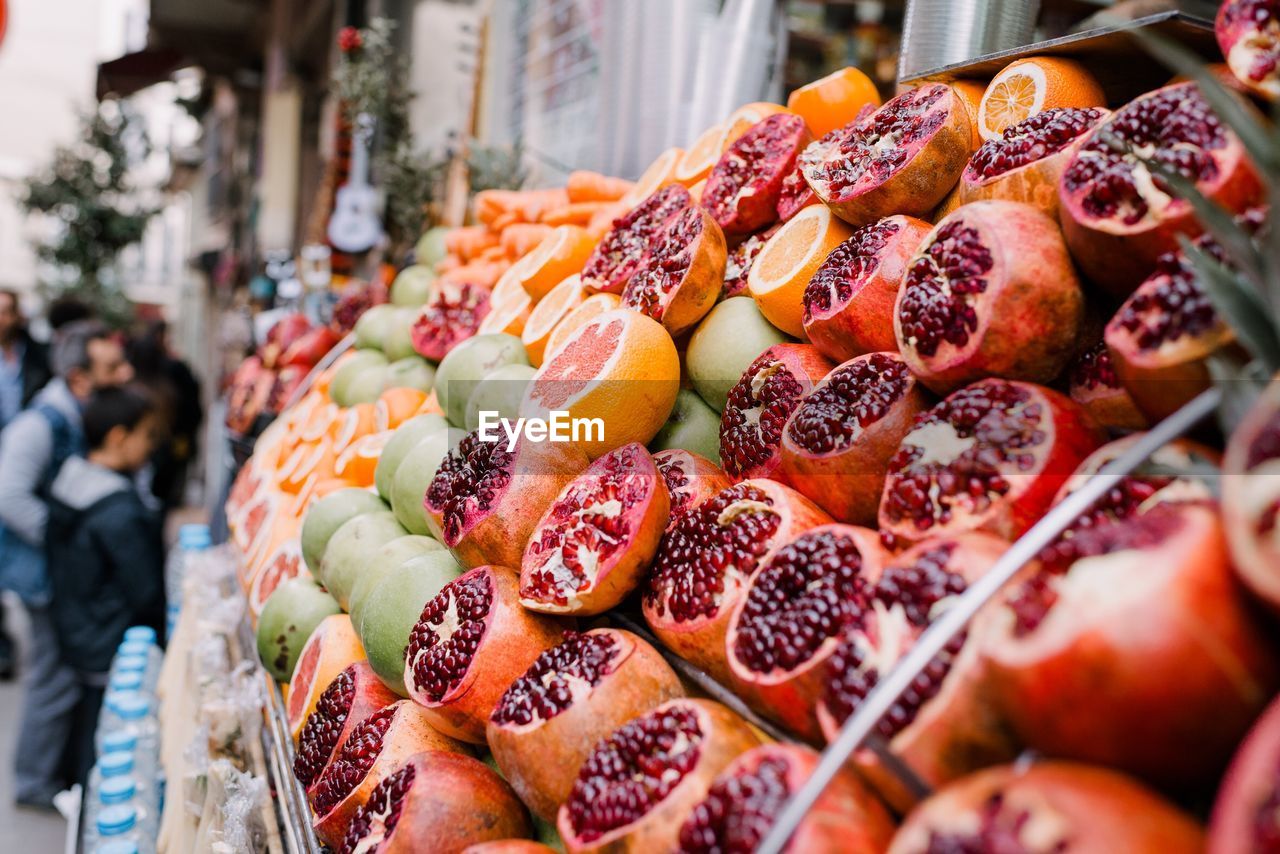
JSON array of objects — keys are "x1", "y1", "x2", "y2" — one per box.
[
  {"x1": 88, "y1": 804, "x2": 144, "y2": 852},
  {"x1": 166, "y1": 524, "x2": 211, "y2": 639},
  {"x1": 123, "y1": 626, "x2": 156, "y2": 645},
  {"x1": 113, "y1": 642, "x2": 161, "y2": 693}
]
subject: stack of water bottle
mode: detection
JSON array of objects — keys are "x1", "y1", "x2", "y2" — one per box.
[
  {"x1": 165, "y1": 524, "x2": 211, "y2": 639},
  {"x1": 82, "y1": 625, "x2": 165, "y2": 854}
]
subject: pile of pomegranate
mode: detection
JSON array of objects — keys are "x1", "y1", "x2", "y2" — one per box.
[{"x1": 235, "y1": 4, "x2": 1280, "y2": 850}]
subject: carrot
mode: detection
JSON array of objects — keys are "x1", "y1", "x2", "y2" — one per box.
[
  {"x1": 490, "y1": 210, "x2": 522, "y2": 232},
  {"x1": 439, "y1": 260, "x2": 509, "y2": 289},
  {"x1": 474, "y1": 190, "x2": 521, "y2": 226},
  {"x1": 513, "y1": 188, "x2": 571, "y2": 223},
  {"x1": 478, "y1": 244, "x2": 510, "y2": 263},
  {"x1": 435, "y1": 253, "x2": 464, "y2": 274},
  {"x1": 501, "y1": 223, "x2": 554, "y2": 257},
  {"x1": 541, "y1": 201, "x2": 614, "y2": 227},
  {"x1": 445, "y1": 226, "x2": 499, "y2": 261},
  {"x1": 567, "y1": 171, "x2": 636, "y2": 203}
]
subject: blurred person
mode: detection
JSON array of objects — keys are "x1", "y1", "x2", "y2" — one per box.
[
  {"x1": 127, "y1": 320, "x2": 203, "y2": 511},
  {"x1": 0, "y1": 320, "x2": 133, "y2": 809},
  {"x1": 47, "y1": 385, "x2": 164, "y2": 787},
  {"x1": 45, "y1": 296, "x2": 94, "y2": 333}
]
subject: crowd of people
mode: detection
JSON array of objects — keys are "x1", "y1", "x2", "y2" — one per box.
[{"x1": 0, "y1": 290, "x2": 203, "y2": 810}]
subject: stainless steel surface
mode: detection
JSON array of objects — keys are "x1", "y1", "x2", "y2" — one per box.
[
  {"x1": 261, "y1": 675, "x2": 323, "y2": 854},
  {"x1": 899, "y1": 0, "x2": 1041, "y2": 81}
]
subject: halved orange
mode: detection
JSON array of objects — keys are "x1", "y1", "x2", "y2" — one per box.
[
  {"x1": 417, "y1": 389, "x2": 445, "y2": 417},
  {"x1": 786, "y1": 67, "x2": 881, "y2": 138},
  {"x1": 334, "y1": 430, "x2": 392, "y2": 488},
  {"x1": 504, "y1": 225, "x2": 598, "y2": 301},
  {"x1": 282, "y1": 389, "x2": 324, "y2": 434},
  {"x1": 241, "y1": 510, "x2": 301, "y2": 594},
  {"x1": 675, "y1": 124, "x2": 728, "y2": 185},
  {"x1": 544, "y1": 292, "x2": 622, "y2": 360},
  {"x1": 522, "y1": 274, "x2": 588, "y2": 367},
  {"x1": 285, "y1": 614, "x2": 366, "y2": 741},
  {"x1": 747, "y1": 203, "x2": 854, "y2": 337},
  {"x1": 950, "y1": 79, "x2": 987, "y2": 143},
  {"x1": 978, "y1": 57, "x2": 1105, "y2": 141},
  {"x1": 621, "y1": 147, "x2": 684, "y2": 208},
  {"x1": 333, "y1": 402, "x2": 378, "y2": 454},
  {"x1": 248, "y1": 538, "x2": 309, "y2": 622},
  {"x1": 278, "y1": 436, "x2": 337, "y2": 494},
  {"x1": 724, "y1": 101, "x2": 791, "y2": 142},
  {"x1": 375, "y1": 387, "x2": 430, "y2": 432},
  {"x1": 477, "y1": 287, "x2": 532, "y2": 336},
  {"x1": 299, "y1": 401, "x2": 342, "y2": 443}
]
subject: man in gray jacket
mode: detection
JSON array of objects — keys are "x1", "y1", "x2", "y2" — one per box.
[{"x1": 0, "y1": 320, "x2": 133, "y2": 808}]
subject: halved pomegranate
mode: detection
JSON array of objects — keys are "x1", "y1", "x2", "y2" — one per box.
[
  {"x1": 799, "y1": 83, "x2": 975, "y2": 226},
  {"x1": 677, "y1": 744, "x2": 895, "y2": 854},
  {"x1": 487, "y1": 629, "x2": 684, "y2": 821},
  {"x1": 621, "y1": 204, "x2": 727, "y2": 336},
  {"x1": 1223, "y1": 376, "x2": 1280, "y2": 612},
  {"x1": 1067, "y1": 340, "x2": 1149, "y2": 432},
  {"x1": 779, "y1": 352, "x2": 932, "y2": 525},
  {"x1": 888, "y1": 762, "x2": 1205, "y2": 853},
  {"x1": 957, "y1": 107, "x2": 1108, "y2": 216},
  {"x1": 642, "y1": 479, "x2": 831, "y2": 682},
  {"x1": 425, "y1": 431, "x2": 589, "y2": 570},
  {"x1": 556, "y1": 699, "x2": 761, "y2": 853},
  {"x1": 520, "y1": 443, "x2": 670, "y2": 615},
  {"x1": 718, "y1": 343, "x2": 834, "y2": 482},
  {"x1": 1217, "y1": 0, "x2": 1280, "y2": 101},
  {"x1": 776, "y1": 164, "x2": 818, "y2": 222},
  {"x1": 984, "y1": 503, "x2": 1280, "y2": 788},
  {"x1": 894, "y1": 200, "x2": 1085, "y2": 394},
  {"x1": 802, "y1": 215, "x2": 931, "y2": 362},
  {"x1": 1209, "y1": 693, "x2": 1280, "y2": 853},
  {"x1": 338, "y1": 751, "x2": 531, "y2": 854},
  {"x1": 702, "y1": 113, "x2": 812, "y2": 237},
  {"x1": 580, "y1": 184, "x2": 690, "y2": 294},
  {"x1": 1059, "y1": 82, "x2": 1263, "y2": 293},
  {"x1": 294, "y1": 662, "x2": 399, "y2": 791},
  {"x1": 404, "y1": 566, "x2": 569, "y2": 743},
  {"x1": 462, "y1": 844, "x2": 555, "y2": 854},
  {"x1": 410, "y1": 281, "x2": 492, "y2": 361},
  {"x1": 652, "y1": 449, "x2": 732, "y2": 532},
  {"x1": 721, "y1": 225, "x2": 777, "y2": 299},
  {"x1": 816, "y1": 532, "x2": 1015, "y2": 811},
  {"x1": 879, "y1": 379, "x2": 1104, "y2": 545},
  {"x1": 310, "y1": 701, "x2": 468, "y2": 847},
  {"x1": 724, "y1": 524, "x2": 884, "y2": 739}
]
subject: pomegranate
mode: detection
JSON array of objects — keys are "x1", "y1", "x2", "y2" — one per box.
[
  {"x1": 775, "y1": 164, "x2": 818, "y2": 222},
  {"x1": 724, "y1": 523, "x2": 885, "y2": 739},
  {"x1": 404, "y1": 566, "x2": 569, "y2": 743},
  {"x1": 798, "y1": 83, "x2": 975, "y2": 226},
  {"x1": 652, "y1": 448, "x2": 732, "y2": 532},
  {"x1": 957, "y1": 107, "x2": 1108, "y2": 216},
  {"x1": 879, "y1": 379, "x2": 1104, "y2": 545},
  {"x1": 816, "y1": 533, "x2": 1015, "y2": 812},
  {"x1": 677, "y1": 744, "x2": 895, "y2": 854},
  {"x1": 294, "y1": 662, "x2": 399, "y2": 791},
  {"x1": 621, "y1": 204, "x2": 727, "y2": 337},
  {"x1": 520, "y1": 444, "x2": 670, "y2": 615},
  {"x1": 463, "y1": 845, "x2": 555, "y2": 854},
  {"x1": 310, "y1": 701, "x2": 468, "y2": 846},
  {"x1": 425, "y1": 431, "x2": 589, "y2": 570},
  {"x1": 332, "y1": 280, "x2": 389, "y2": 335},
  {"x1": 718, "y1": 343, "x2": 835, "y2": 482},
  {"x1": 778, "y1": 352, "x2": 932, "y2": 525},
  {"x1": 338, "y1": 751, "x2": 532, "y2": 854},
  {"x1": 1223, "y1": 376, "x2": 1280, "y2": 612},
  {"x1": 262, "y1": 313, "x2": 312, "y2": 368},
  {"x1": 1217, "y1": 0, "x2": 1280, "y2": 101},
  {"x1": 487, "y1": 629, "x2": 684, "y2": 821},
  {"x1": 702, "y1": 113, "x2": 812, "y2": 237},
  {"x1": 281, "y1": 325, "x2": 342, "y2": 369},
  {"x1": 721, "y1": 226, "x2": 777, "y2": 299},
  {"x1": 581, "y1": 184, "x2": 690, "y2": 294},
  {"x1": 984, "y1": 502, "x2": 1280, "y2": 788},
  {"x1": 556, "y1": 699, "x2": 761, "y2": 853},
  {"x1": 1067, "y1": 340, "x2": 1149, "y2": 432},
  {"x1": 1058, "y1": 82, "x2": 1262, "y2": 293},
  {"x1": 802, "y1": 215, "x2": 932, "y2": 362},
  {"x1": 410, "y1": 281, "x2": 492, "y2": 361},
  {"x1": 894, "y1": 200, "x2": 1085, "y2": 394},
  {"x1": 1209, "y1": 693, "x2": 1280, "y2": 853},
  {"x1": 887, "y1": 762, "x2": 1205, "y2": 853},
  {"x1": 642, "y1": 479, "x2": 831, "y2": 683}
]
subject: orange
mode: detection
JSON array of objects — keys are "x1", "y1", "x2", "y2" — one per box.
[
  {"x1": 241, "y1": 511, "x2": 302, "y2": 594},
  {"x1": 375, "y1": 387, "x2": 429, "y2": 431},
  {"x1": 950, "y1": 79, "x2": 986, "y2": 142},
  {"x1": 278, "y1": 436, "x2": 337, "y2": 494},
  {"x1": 489, "y1": 262, "x2": 530, "y2": 310},
  {"x1": 978, "y1": 57, "x2": 1105, "y2": 141},
  {"x1": 675, "y1": 124, "x2": 728, "y2": 185},
  {"x1": 503, "y1": 224, "x2": 597, "y2": 301},
  {"x1": 621, "y1": 147, "x2": 683, "y2": 207},
  {"x1": 282, "y1": 389, "x2": 324, "y2": 434},
  {"x1": 299, "y1": 401, "x2": 341, "y2": 444},
  {"x1": 417, "y1": 389, "x2": 445, "y2": 417},
  {"x1": 288, "y1": 473, "x2": 348, "y2": 519},
  {"x1": 334, "y1": 430, "x2": 391, "y2": 488},
  {"x1": 247, "y1": 538, "x2": 309, "y2": 622},
  {"x1": 285, "y1": 614, "x2": 365, "y2": 740},
  {"x1": 523, "y1": 308, "x2": 680, "y2": 459},
  {"x1": 544, "y1": 292, "x2": 622, "y2": 360},
  {"x1": 566, "y1": 170, "x2": 635, "y2": 203},
  {"x1": 687, "y1": 178, "x2": 707, "y2": 205},
  {"x1": 522, "y1": 274, "x2": 588, "y2": 367},
  {"x1": 748, "y1": 204, "x2": 854, "y2": 337},
  {"x1": 787, "y1": 67, "x2": 881, "y2": 138},
  {"x1": 477, "y1": 288, "x2": 532, "y2": 336},
  {"x1": 333, "y1": 402, "x2": 378, "y2": 454}
]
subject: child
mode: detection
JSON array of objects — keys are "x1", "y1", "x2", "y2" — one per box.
[{"x1": 46, "y1": 385, "x2": 165, "y2": 786}]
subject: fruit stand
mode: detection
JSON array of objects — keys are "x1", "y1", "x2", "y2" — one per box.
[{"x1": 197, "y1": 2, "x2": 1280, "y2": 852}]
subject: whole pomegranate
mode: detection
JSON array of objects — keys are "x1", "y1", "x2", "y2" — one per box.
[
  {"x1": 984, "y1": 502, "x2": 1280, "y2": 789},
  {"x1": 1222, "y1": 376, "x2": 1280, "y2": 613},
  {"x1": 1058, "y1": 82, "x2": 1262, "y2": 293},
  {"x1": 293, "y1": 662, "x2": 400, "y2": 792},
  {"x1": 802, "y1": 215, "x2": 933, "y2": 362},
  {"x1": 410, "y1": 280, "x2": 492, "y2": 361},
  {"x1": 1067, "y1": 340, "x2": 1149, "y2": 432},
  {"x1": 621, "y1": 204, "x2": 727, "y2": 337},
  {"x1": 1209, "y1": 693, "x2": 1280, "y2": 853},
  {"x1": 486, "y1": 629, "x2": 684, "y2": 821},
  {"x1": 425, "y1": 431, "x2": 589, "y2": 570},
  {"x1": 652, "y1": 449, "x2": 732, "y2": 532},
  {"x1": 642, "y1": 479, "x2": 831, "y2": 682},
  {"x1": 1216, "y1": 0, "x2": 1280, "y2": 101},
  {"x1": 799, "y1": 83, "x2": 976, "y2": 226},
  {"x1": 718, "y1": 343, "x2": 834, "y2": 482},
  {"x1": 403, "y1": 566, "x2": 569, "y2": 743},
  {"x1": 887, "y1": 762, "x2": 1204, "y2": 853},
  {"x1": 581, "y1": 184, "x2": 690, "y2": 294},
  {"x1": 879, "y1": 379, "x2": 1104, "y2": 546},
  {"x1": 702, "y1": 113, "x2": 812, "y2": 237},
  {"x1": 779, "y1": 352, "x2": 932, "y2": 525},
  {"x1": 556, "y1": 699, "x2": 761, "y2": 853},
  {"x1": 894, "y1": 200, "x2": 1085, "y2": 394},
  {"x1": 677, "y1": 744, "x2": 895, "y2": 854}
]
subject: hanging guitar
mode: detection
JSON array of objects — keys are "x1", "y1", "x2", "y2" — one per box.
[{"x1": 327, "y1": 112, "x2": 384, "y2": 254}]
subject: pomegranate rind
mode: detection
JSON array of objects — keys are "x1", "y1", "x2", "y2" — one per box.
[
  {"x1": 1222, "y1": 377, "x2": 1280, "y2": 613},
  {"x1": 1067, "y1": 341, "x2": 1150, "y2": 433},
  {"x1": 1208, "y1": 693, "x2": 1280, "y2": 854},
  {"x1": 410, "y1": 281, "x2": 492, "y2": 361},
  {"x1": 621, "y1": 205, "x2": 727, "y2": 337},
  {"x1": 296, "y1": 662, "x2": 400, "y2": 794},
  {"x1": 287, "y1": 614, "x2": 365, "y2": 741},
  {"x1": 702, "y1": 113, "x2": 812, "y2": 237},
  {"x1": 1216, "y1": 0, "x2": 1280, "y2": 102},
  {"x1": 653, "y1": 449, "x2": 732, "y2": 532}
]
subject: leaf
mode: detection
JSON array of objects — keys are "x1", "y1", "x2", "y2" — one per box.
[
  {"x1": 1208, "y1": 353, "x2": 1269, "y2": 436},
  {"x1": 1181, "y1": 236, "x2": 1280, "y2": 370},
  {"x1": 1267, "y1": 179, "x2": 1280, "y2": 317}
]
